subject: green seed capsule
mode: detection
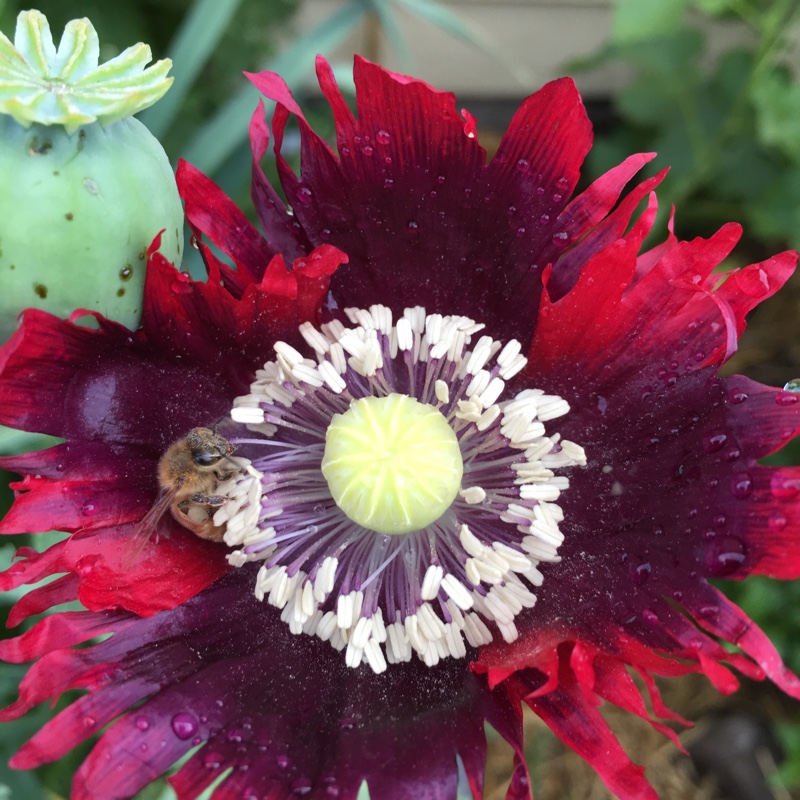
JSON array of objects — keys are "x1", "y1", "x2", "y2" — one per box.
[{"x1": 0, "y1": 10, "x2": 183, "y2": 341}]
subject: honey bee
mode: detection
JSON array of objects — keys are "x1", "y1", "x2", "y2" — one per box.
[{"x1": 125, "y1": 428, "x2": 241, "y2": 564}]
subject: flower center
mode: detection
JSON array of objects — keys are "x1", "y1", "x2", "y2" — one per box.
[
  {"x1": 222, "y1": 306, "x2": 585, "y2": 673},
  {"x1": 321, "y1": 394, "x2": 463, "y2": 535}
]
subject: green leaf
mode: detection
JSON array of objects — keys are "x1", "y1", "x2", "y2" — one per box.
[
  {"x1": 180, "y1": 0, "x2": 366, "y2": 176},
  {"x1": 138, "y1": 0, "x2": 242, "y2": 138},
  {"x1": 611, "y1": 0, "x2": 690, "y2": 42},
  {"x1": 748, "y1": 164, "x2": 800, "y2": 249},
  {"x1": 751, "y1": 69, "x2": 800, "y2": 162}
]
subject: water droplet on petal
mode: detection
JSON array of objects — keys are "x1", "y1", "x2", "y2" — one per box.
[
  {"x1": 776, "y1": 391, "x2": 798, "y2": 406},
  {"x1": 556, "y1": 176, "x2": 570, "y2": 191},
  {"x1": 516, "y1": 158, "x2": 530, "y2": 173},
  {"x1": 629, "y1": 560, "x2": 651, "y2": 585},
  {"x1": 320, "y1": 229, "x2": 331, "y2": 240},
  {"x1": 204, "y1": 752, "x2": 224, "y2": 770},
  {"x1": 171, "y1": 713, "x2": 199, "y2": 740},
  {"x1": 292, "y1": 779, "x2": 313, "y2": 795},
  {"x1": 702, "y1": 432, "x2": 727, "y2": 453},
  {"x1": 136, "y1": 716, "x2": 150, "y2": 731},
  {"x1": 539, "y1": 213, "x2": 550, "y2": 224},
  {"x1": 516, "y1": 227, "x2": 526, "y2": 237},
  {"x1": 729, "y1": 389, "x2": 748, "y2": 404},
  {"x1": 731, "y1": 473, "x2": 753, "y2": 498},
  {"x1": 407, "y1": 221, "x2": 419, "y2": 232},
  {"x1": 376, "y1": 130, "x2": 391, "y2": 145},
  {"x1": 783, "y1": 378, "x2": 800, "y2": 392},
  {"x1": 297, "y1": 187, "x2": 312, "y2": 204},
  {"x1": 339, "y1": 718, "x2": 355, "y2": 730},
  {"x1": 769, "y1": 512, "x2": 787, "y2": 530},
  {"x1": 552, "y1": 193, "x2": 563, "y2": 203},
  {"x1": 277, "y1": 754, "x2": 291, "y2": 770},
  {"x1": 642, "y1": 609, "x2": 659, "y2": 626},
  {"x1": 81, "y1": 502, "x2": 97, "y2": 516},
  {"x1": 362, "y1": 145, "x2": 373, "y2": 156},
  {"x1": 771, "y1": 470, "x2": 800, "y2": 500},
  {"x1": 704, "y1": 536, "x2": 747, "y2": 576}
]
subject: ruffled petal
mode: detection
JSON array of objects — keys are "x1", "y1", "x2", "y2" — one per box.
[{"x1": 1, "y1": 569, "x2": 514, "y2": 800}]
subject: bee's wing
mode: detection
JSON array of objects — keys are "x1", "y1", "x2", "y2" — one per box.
[{"x1": 122, "y1": 488, "x2": 177, "y2": 568}]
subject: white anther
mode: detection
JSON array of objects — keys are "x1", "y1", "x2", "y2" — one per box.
[
  {"x1": 476, "y1": 405, "x2": 501, "y2": 431},
  {"x1": 231, "y1": 406, "x2": 265, "y2": 424},
  {"x1": 519, "y1": 484, "x2": 562, "y2": 502},
  {"x1": 291, "y1": 363, "x2": 324, "y2": 387},
  {"x1": 301, "y1": 580, "x2": 316, "y2": 616},
  {"x1": 465, "y1": 370, "x2": 490, "y2": 400},
  {"x1": 345, "y1": 642, "x2": 364, "y2": 668},
  {"x1": 561, "y1": 440, "x2": 587, "y2": 465},
  {"x1": 417, "y1": 603, "x2": 447, "y2": 640},
  {"x1": 465, "y1": 337, "x2": 494, "y2": 375},
  {"x1": 372, "y1": 608, "x2": 387, "y2": 643},
  {"x1": 337, "y1": 591, "x2": 356, "y2": 628},
  {"x1": 445, "y1": 598, "x2": 466, "y2": 627},
  {"x1": 497, "y1": 619, "x2": 519, "y2": 643},
  {"x1": 274, "y1": 341, "x2": 305, "y2": 367},
  {"x1": 316, "y1": 611, "x2": 338, "y2": 641},
  {"x1": 492, "y1": 542, "x2": 532, "y2": 572},
  {"x1": 299, "y1": 321, "x2": 331, "y2": 354},
  {"x1": 441, "y1": 574, "x2": 474, "y2": 610},
  {"x1": 386, "y1": 620, "x2": 411, "y2": 663},
  {"x1": 520, "y1": 535, "x2": 560, "y2": 561},
  {"x1": 523, "y1": 564, "x2": 544, "y2": 586},
  {"x1": 459, "y1": 524, "x2": 485, "y2": 558},
  {"x1": 465, "y1": 558, "x2": 481, "y2": 586},
  {"x1": 351, "y1": 615, "x2": 373, "y2": 649},
  {"x1": 364, "y1": 638, "x2": 387, "y2": 673},
  {"x1": 460, "y1": 486, "x2": 486, "y2": 505},
  {"x1": 499, "y1": 354, "x2": 527, "y2": 380},
  {"x1": 484, "y1": 588, "x2": 515, "y2": 623},
  {"x1": 303, "y1": 609, "x2": 323, "y2": 636},
  {"x1": 328, "y1": 342, "x2": 347, "y2": 374},
  {"x1": 463, "y1": 612, "x2": 493, "y2": 647},
  {"x1": 435, "y1": 380, "x2": 450, "y2": 405},
  {"x1": 536, "y1": 396, "x2": 570, "y2": 421},
  {"x1": 318, "y1": 361, "x2": 346, "y2": 393},
  {"x1": 404, "y1": 614, "x2": 424, "y2": 653},
  {"x1": 421, "y1": 564, "x2": 444, "y2": 601}
]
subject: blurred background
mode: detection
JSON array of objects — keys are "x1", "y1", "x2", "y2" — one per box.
[{"x1": 1, "y1": 0, "x2": 800, "y2": 797}]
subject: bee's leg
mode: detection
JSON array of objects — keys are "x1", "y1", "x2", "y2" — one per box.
[{"x1": 189, "y1": 493, "x2": 227, "y2": 507}]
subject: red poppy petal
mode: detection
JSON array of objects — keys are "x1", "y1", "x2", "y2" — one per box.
[{"x1": 519, "y1": 668, "x2": 659, "y2": 800}]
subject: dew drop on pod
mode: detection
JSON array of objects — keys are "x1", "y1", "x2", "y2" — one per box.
[{"x1": 0, "y1": 10, "x2": 183, "y2": 341}]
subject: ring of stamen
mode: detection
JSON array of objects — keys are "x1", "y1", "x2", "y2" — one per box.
[{"x1": 222, "y1": 305, "x2": 586, "y2": 673}]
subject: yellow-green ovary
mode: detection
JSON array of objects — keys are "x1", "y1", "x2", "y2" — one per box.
[{"x1": 321, "y1": 393, "x2": 464, "y2": 535}]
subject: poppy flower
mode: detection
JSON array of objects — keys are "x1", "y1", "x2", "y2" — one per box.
[{"x1": 2, "y1": 55, "x2": 800, "y2": 800}]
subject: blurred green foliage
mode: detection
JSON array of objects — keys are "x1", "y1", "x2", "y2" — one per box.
[{"x1": 581, "y1": 0, "x2": 800, "y2": 251}]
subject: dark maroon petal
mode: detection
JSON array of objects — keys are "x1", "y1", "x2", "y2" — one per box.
[
  {"x1": 143, "y1": 240, "x2": 347, "y2": 392},
  {"x1": 1, "y1": 569, "x2": 514, "y2": 800},
  {"x1": 249, "y1": 100, "x2": 311, "y2": 260},
  {"x1": 247, "y1": 57, "x2": 595, "y2": 343},
  {"x1": 0, "y1": 309, "x2": 228, "y2": 447}
]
